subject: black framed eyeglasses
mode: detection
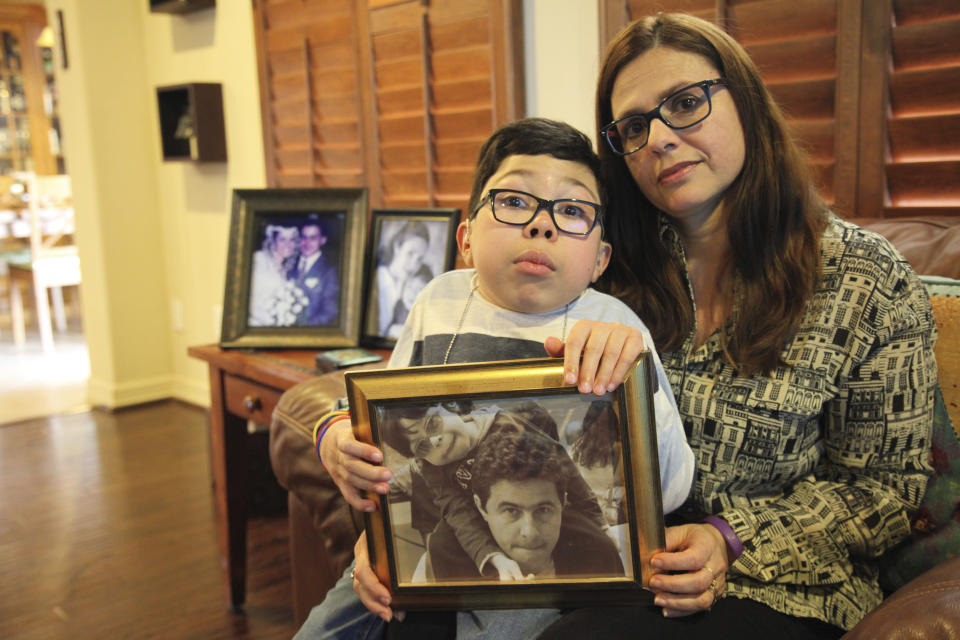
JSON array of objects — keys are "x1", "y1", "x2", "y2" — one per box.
[
  {"x1": 601, "y1": 78, "x2": 726, "y2": 156},
  {"x1": 474, "y1": 188, "x2": 603, "y2": 236}
]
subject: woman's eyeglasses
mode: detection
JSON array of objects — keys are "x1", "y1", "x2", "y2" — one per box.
[{"x1": 601, "y1": 78, "x2": 726, "y2": 156}]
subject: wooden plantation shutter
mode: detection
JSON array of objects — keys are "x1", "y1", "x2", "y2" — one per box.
[
  {"x1": 253, "y1": 0, "x2": 524, "y2": 215},
  {"x1": 868, "y1": 0, "x2": 960, "y2": 218},
  {"x1": 253, "y1": 0, "x2": 367, "y2": 189},
  {"x1": 599, "y1": 0, "x2": 960, "y2": 222}
]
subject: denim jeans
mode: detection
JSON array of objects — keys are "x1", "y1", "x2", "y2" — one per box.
[
  {"x1": 293, "y1": 560, "x2": 385, "y2": 640},
  {"x1": 293, "y1": 559, "x2": 561, "y2": 640}
]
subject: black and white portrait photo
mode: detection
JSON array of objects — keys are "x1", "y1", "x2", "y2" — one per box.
[
  {"x1": 374, "y1": 394, "x2": 632, "y2": 586},
  {"x1": 363, "y1": 210, "x2": 459, "y2": 348}
]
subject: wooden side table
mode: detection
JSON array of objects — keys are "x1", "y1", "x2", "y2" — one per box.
[{"x1": 188, "y1": 344, "x2": 324, "y2": 611}]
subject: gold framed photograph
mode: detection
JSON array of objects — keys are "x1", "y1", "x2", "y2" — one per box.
[
  {"x1": 219, "y1": 188, "x2": 367, "y2": 349},
  {"x1": 345, "y1": 354, "x2": 665, "y2": 610}
]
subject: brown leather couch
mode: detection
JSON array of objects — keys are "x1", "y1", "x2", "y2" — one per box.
[{"x1": 269, "y1": 216, "x2": 960, "y2": 636}]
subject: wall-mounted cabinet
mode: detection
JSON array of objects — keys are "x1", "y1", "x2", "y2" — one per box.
[
  {"x1": 156, "y1": 82, "x2": 226, "y2": 163},
  {"x1": 149, "y1": 0, "x2": 215, "y2": 15}
]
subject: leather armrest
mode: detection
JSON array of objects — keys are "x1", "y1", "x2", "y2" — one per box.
[
  {"x1": 843, "y1": 555, "x2": 960, "y2": 639},
  {"x1": 268, "y1": 371, "x2": 364, "y2": 536}
]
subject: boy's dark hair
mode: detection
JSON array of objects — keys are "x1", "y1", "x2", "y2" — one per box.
[
  {"x1": 467, "y1": 117, "x2": 604, "y2": 219},
  {"x1": 379, "y1": 399, "x2": 474, "y2": 460}
]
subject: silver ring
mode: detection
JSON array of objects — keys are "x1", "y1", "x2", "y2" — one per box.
[{"x1": 350, "y1": 568, "x2": 357, "y2": 580}]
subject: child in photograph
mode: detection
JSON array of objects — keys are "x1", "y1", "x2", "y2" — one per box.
[
  {"x1": 296, "y1": 117, "x2": 695, "y2": 640},
  {"x1": 378, "y1": 399, "x2": 617, "y2": 582}
]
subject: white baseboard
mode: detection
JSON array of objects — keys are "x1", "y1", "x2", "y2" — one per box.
[
  {"x1": 171, "y1": 375, "x2": 210, "y2": 409},
  {"x1": 87, "y1": 374, "x2": 175, "y2": 408}
]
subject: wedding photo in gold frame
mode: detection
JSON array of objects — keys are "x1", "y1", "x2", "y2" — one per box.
[
  {"x1": 219, "y1": 188, "x2": 367, "y2": 349},
  {"x1": 345, "y1": 354, "x2": 665, "y2": 610}
]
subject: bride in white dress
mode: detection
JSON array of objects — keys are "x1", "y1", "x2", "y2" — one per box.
[{"x1": 248, "y1": 224, "x2": 303, "y2": 326}]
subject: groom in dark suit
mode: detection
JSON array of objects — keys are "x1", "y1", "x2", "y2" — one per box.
[{"x1": 289, "y1": 215, "x2": 339, "y2": 326}]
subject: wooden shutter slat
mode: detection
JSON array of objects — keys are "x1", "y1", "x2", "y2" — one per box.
[
  {"x1": 307, "y1": 42, "x2": 356, "y2": 67},
  {"x1": 369, "y1": 2, "x2": 422, "y2": 34},
  {"x1": 376, "y1": 86, "x2": 424, "y2": 114},
  {"x1": 893, "y1": 0, "x2": 960, "y2": 26},
  {"x1": 890, "y1": 66, "x2": 960, "y2": 115},
  {"x1": 727, "y1": 0, "x2": 836, "y2": 43},
  {"x1": 434, "y1": 168, "x2": 473, "y2": 195},
  {"x1": 432, "y1": 46, "x2": 492, "y2": 81},
  {"x1": 273, "y1": 126, "x2": 308, "y2": 146},
  {"x1": 892, "y1": 18, "x2": 960, "y2": 71},
  {"x1": 889, "y1": 114, "x2": 960, "y2": 160},
  {"x1": 887, "y1": 160, "x2": 960, "y2": 203},
  {"x1": 430, "y1": 0, "x2": 489, "y2": 21},
  {"x1": 311, "y1": 96, "x2": 363, "y2": 120},
  {"x1": 381, "y1": 170, "x2": 428, "y2": 196},
  {"x1": 314, "y1": 147, "x2": 362, "y2": 168},
  {"x1": 430, "y1": 16, "x2": 489, "y2": 50},
  {"x1": 378, "y1": 115, "x2": 426, "y2": 143},
  {"x1": 789, "y1": 121, "x2": 834, "y2": 161},
  {"x1": 433, "y1": 109, "x2": 492, "y2": 139},
  {"x1": 381, "y1": 144, "x2": 428, "y2": 169},
  {"x1": 372, "y1": 30, "x2": 421, "y2": 60},
  {"x1": 628, "y1": 0, "x2": 713, "y2": 21},
  {"x1": 432, "y1": 78, "x2": 492, "y2": 109},
  {"x1": 314, "y1": 122, "x2": 361, "y2": 145},
  {"x1": 745, "y1": 34, "x2": 836, "y2": 81},
  {"x1": 766, "y1": 78, "x2": 835, "y2": 120},
  {"x1": 435, "y1": 138, "x2": 485, "y2": 166}
]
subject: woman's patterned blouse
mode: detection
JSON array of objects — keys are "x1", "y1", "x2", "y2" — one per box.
[{"x1": 659, "y1": 214, "x2": 938, "y2": 630}]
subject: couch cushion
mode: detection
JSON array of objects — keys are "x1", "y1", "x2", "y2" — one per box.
[
  {"x1": 856, "y1": 217, "x2": 960, "y2": 280},
  {"x1": 879, "y1": 281, "x2": 960, "y2": 592}
]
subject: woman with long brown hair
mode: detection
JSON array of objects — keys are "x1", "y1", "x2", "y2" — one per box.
[{"x1": 542, "y1": 12, "x2": 937, "y2": 639}]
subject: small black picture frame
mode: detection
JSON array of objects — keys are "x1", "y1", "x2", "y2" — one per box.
[
  {"x1": 361, "y1": 208, "x2": 460, "y2": 349},
  {"x1": 220, "y1": 188, "x2": 367, "y2": 349}
]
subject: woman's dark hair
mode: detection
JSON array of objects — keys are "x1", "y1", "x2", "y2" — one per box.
[
  {"x1": 595, "y1": 13, "x2": 827, "y2": 375},
  {"x1": 468, "y1": 117, "x2": 605, "y2": 219}
]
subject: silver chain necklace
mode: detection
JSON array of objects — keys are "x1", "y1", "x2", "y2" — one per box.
[{"x1": 442, "y1": 277, "x2": 570, "y2": 365}]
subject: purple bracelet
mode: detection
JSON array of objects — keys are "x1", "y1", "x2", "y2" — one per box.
[{"x1": 704, "y1": 515, "x2": 744, "y2": 560}]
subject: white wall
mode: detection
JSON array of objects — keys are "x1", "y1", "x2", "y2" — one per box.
[
  {"x1": 524, "y1": 0, "x2": 599, "y2": 143},
  {"x1": 47, "y1": 0, "x2": 598, "y2": 409}
]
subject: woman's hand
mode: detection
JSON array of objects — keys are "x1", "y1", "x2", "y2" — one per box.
[
  {"x1": 647, "y1": 523, "x2": 731, "y2": 617},
  {"x1": 321, "y1": 420, "x2": 392, "y2": 512},
  {"x1": 544, "y1": 320, "x2": 647, "y2": 396},
  {"x1": 352, "y1": 531, "x2": 403, "y2": 622}
]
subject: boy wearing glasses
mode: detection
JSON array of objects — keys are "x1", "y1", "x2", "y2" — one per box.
[{"x1": 298, "y1": 117, "x2": 694, "y2": 640}]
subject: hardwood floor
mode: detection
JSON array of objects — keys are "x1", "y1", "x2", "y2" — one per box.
[{"x1": 0, "y1": 401, "x2": 298, "y2": 639}]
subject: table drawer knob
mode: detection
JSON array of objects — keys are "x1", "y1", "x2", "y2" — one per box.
[{"x1": 243, "y1": 395, "x2": 261, "y2": 412}]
